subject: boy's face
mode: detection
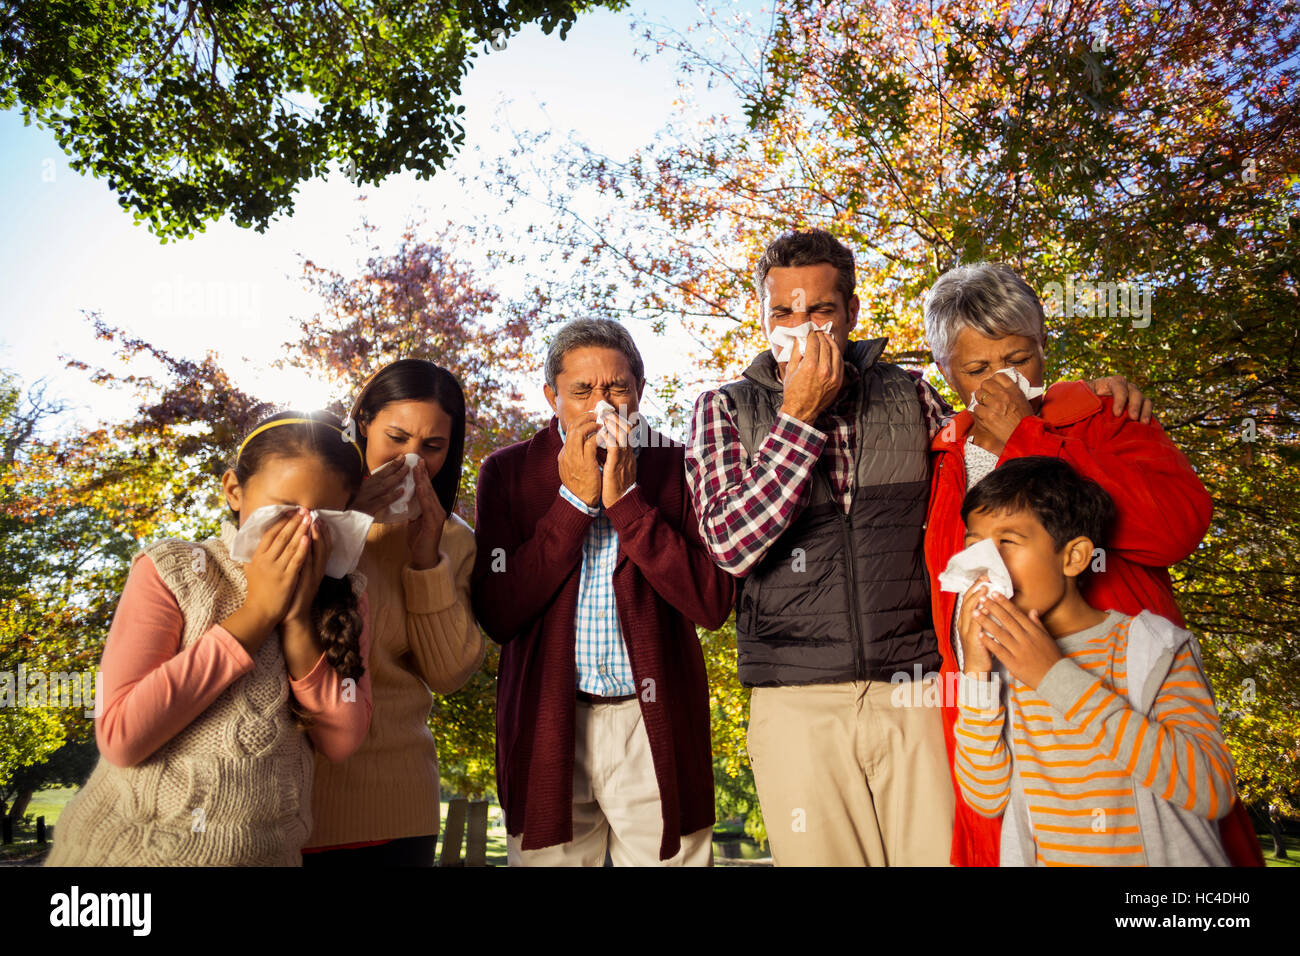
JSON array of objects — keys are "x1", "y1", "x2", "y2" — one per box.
[{"x1": 964, "y1": 505, "x2": 1094, "y2": 620}]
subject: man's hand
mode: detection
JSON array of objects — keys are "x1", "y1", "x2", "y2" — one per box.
[
  {"x1": 558, "y1": 418, "x2": 602, "y2": 508},
  {"x1": 974, "y1": 592, "x2": 1063, "y2": 690},
  {"x1": 956, "y1": 576, "x2": 996, "y2": 677},
  {"x1": 1087, "y1": 374, "x2": 1154, "y2": 424},
  {"x1": 779, "y1": 331, "x2": 843, "y2": 425},
  {"x1": 969, "y1": 372, "x2": 1035, "y2": 455},
  {"x1": 600, "y1": 408, "x2": 637, "y2": 509}
]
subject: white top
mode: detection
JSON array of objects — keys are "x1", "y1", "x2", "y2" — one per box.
[{"x1": 952, "y1": 436, "x2": 1004, "y2": 670}]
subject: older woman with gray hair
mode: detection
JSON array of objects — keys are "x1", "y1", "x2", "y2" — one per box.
[{"x1": 920, "y1": 261, "x2": 1224, "y2": 867}]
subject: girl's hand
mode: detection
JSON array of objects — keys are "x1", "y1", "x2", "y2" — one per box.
[
  {"x1": 973, "y1": 592, "x2": 1063, "y2": 690},
  {"x1": 226, "y1": 508, "x2": 312, "y2": 653},
  {"x1": 407, "y1": 457, "x2": 446, "y2": 571},
  {"x1": 956, "y1": 575, "x2": 996, "y2": 676},
  {"x1": 351, "y1": 455, "x2": 409, "y2": 517},
  {"x1": 284, "y1": 516, "x2": 331, "y2": 626}
]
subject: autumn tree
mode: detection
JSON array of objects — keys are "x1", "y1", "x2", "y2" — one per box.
[{"x1": 0, "y1": 0, "x2": 627, "y2": 237}]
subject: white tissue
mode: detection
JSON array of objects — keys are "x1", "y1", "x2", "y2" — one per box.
[
  {"x1": 370, "y1": 452, "x2": 423, "y2": 523},
  {"x1": 938, "y1": 537, "x2": 1015, "y2": 600},
  {"x1": 591, "y1": 400, "x2": 647, "y2": 450},
  {"x1": 768, "y1": 320, "x2": 834, "y2": 363},
  {"x1": 230, "y1": 504, "x2": 374, "y2": 579},
  {"x1": 969, "y1": 367, "x2": 1044, "y2": 409}
]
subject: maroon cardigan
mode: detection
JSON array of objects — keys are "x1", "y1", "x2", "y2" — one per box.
[{"x1": 471, "y1": 416, "x2": 735, "y2": 859}]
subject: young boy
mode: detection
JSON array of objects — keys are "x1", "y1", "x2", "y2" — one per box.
[{"x1": 952, "y1": 456, "x2": 1237, "y2": 866}]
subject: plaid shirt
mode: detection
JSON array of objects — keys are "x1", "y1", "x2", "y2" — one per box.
[
  {"x1": 686, "y1": 363, "x2": 951, "y2": 577},
  {"x1": 556, "y1": 418, "x2": 642, "y2": 697}
]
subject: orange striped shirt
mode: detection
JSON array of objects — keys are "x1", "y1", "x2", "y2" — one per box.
[{"x1": 954, "y1": 610, "x2": 1235, "y2": 866}]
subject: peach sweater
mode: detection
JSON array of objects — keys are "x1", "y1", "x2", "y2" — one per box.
[{"x1": 304, "y1": 512, "x2": 484, "y2": 847}]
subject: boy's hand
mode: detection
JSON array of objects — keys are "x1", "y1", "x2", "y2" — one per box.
[
  {"x1": 956, "y1": 576, "x2": 996, "y2": 676},
  {"x1": 974, "y1": 592, "x2": 1063, "y2": 690}
]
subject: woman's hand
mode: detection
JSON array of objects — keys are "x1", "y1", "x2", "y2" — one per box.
[
  {"x1": 1086, "y1": 374, "x2": 1154, "y2": 424},
  {"x1": 351, "y1": 455, "x2": 409, "y2": 517},
  {"x1": 969, "y1": 371, "x2": 1035, "y2": 455},
  {"x1": 973, "y1": 592, "x2": 1063, "y2": 690},
  {"x1": 956, "y1": 576, "x2": 996, "y2": 677},
  {"x1": 407, "y1": 457, "x2": 447, "y2": 571},
  {"x1": 222, "y1": 508, "x2": 311, "y2": 654}
]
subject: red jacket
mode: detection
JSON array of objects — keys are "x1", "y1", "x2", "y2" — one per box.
[
  {"x1": 471, "y1": 417, "x2": 735, "y2": 859},
  {"x1": 925, "y1": 381, "x2": 1259, "y2": 866}
]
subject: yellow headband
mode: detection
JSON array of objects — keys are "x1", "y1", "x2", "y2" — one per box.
[{"x1": 236, "y1": 417, "x2": 365, "y2": 467}]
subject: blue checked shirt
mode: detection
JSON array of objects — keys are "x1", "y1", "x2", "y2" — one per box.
[{"x1": 557, "y1": 417, "x2": 643, "y2": 697}]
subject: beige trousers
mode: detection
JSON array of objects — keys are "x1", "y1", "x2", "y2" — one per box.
[
  {"x1": 507, "y1": 698, "x2": 714, "y2": 866},
  {"x1": 747, "y1": 677, "x2": 954, "y2": 866}
]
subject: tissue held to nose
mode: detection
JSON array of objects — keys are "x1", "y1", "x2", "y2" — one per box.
[
  {"x1": 968, "y1": 367, "x2": 1044, "y2": 409},
  {"x1": 370, "y1": 452, "x2": 423, "y2": 522},
  {"x1": 768, "y1": 320, "x2": 834, "y2": 363},
  {"x1": 938, "y1": 537, "x2": 1015, "y2": 599},
  {"x1": 229, "y1": 503, "x2": 373, "y2": 578}
]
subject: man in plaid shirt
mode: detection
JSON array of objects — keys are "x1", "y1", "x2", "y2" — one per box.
[{"x1": 686, "y1": 229, "x2": 1147, "y2": 866}]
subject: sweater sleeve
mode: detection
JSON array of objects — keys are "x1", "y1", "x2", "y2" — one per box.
[
  {"x1": 96, "y1": 555, "x2": 256, "y2": 768},
  {"x1": 1034, "y1": 647, "x2": 1236, "y2": 820},
  {"x1": 471, "y1": 451, "x2": 594, "y2": 643},
  {"x1": 400, "y1": 521, "x2": 486, "y2": 694},
  {"x1": 291, "y1": 591, "x2": 374, "y2": 762},
  {"x1": 603, "y1": 482, "x2": 737, "y2": 631},
  {"x1": 1000, "y1": 403, "x2": 1212, "y2": 567},
  {"x1": 953, "y1": 672, "x2": 1012, "y2": 818}
]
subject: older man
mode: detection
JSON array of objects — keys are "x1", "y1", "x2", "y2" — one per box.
[
  {"x1": 686, "y1": 229, "x2": 1151, "y2": 866},
  {"x1": 472, "y1": 318, "x2": 734, "y2": 865}
]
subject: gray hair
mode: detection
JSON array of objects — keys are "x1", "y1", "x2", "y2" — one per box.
[
  {"x1": 754, "y1": 228, "x2": 856, "y2": 312},
  {"x1": 923, "y1": 262, "x2": 1047, "y2": 371},
  {"x1": 544, "y1": 318, "x2": 645, "y2": 390}
]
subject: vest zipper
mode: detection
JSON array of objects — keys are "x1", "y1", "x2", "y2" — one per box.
[{"x1": 840, "y1": 508, "x2": 866, "y2": 680}]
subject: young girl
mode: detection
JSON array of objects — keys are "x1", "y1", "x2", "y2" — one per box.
[
  {"x1": 46, "y1": 411, "x2": 373, "y2": 867},
  {"x1": 301, "y1": 359, "x2": 483, "y2": 867}
]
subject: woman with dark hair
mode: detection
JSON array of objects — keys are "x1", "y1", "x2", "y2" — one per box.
[{"x1": 301, "y1": 358, "x2": 484, "y2": 867}]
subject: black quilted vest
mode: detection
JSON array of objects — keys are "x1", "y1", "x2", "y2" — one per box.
[{"x1": 719, "y1": 338, "x2": 940, "y2": 686}]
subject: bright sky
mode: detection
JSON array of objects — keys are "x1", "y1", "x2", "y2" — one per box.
[{"x1": 0, "y1": 1, "x2": 764, "y2": 438}]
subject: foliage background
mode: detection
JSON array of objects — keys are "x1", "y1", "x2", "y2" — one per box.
[{"x1": 2, "y1": 1, "x2": 1296, "y2": 847}]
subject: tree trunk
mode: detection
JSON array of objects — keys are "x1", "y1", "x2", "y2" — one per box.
[
  {"x1": 1268, "y1": 807, "x2": 1289, "y2": 859},
  {"x1": 6, "y1": 789, "x2": 33, "y2": 823}
]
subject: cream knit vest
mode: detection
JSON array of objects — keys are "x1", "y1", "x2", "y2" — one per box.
[{"x1": 46, "y1": 523, "x2": 315, "y2": 867}]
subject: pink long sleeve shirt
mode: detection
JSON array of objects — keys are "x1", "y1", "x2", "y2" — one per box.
[{"x1": 95, "y1": 555, "x2": 373, "y2": 767}]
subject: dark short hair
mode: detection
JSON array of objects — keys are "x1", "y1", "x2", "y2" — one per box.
[
  {"x1": 544, "y1": 318, "x2": 645, "y2": 390},
  {"x1": 960, "y1": 456, "x2": 1115, "y2": 553},
  {"x1": 349, "y1": 358, "x2": 466, "y2": 516},
  {"x1": 754, "y1": 228, "x2": 856, "y2": 312}
]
